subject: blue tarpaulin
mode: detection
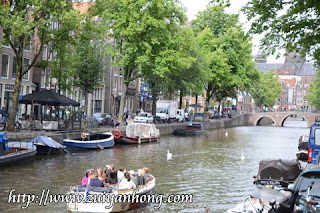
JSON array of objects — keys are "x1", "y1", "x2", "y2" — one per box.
[{"x1": 31, "y1": 136, "x2": 65, "y2": 149}]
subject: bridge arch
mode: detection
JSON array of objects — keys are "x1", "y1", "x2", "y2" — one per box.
[
  {"x1": 280, "y1": 114, "x2": 307, "y2": 127},
  {"x1": 255, "y1": 116, "x2": 275, "y2": 126}
]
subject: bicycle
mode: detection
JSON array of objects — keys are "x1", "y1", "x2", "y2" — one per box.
[{"x1": 0, "y1": 118, "x2": 21, "y2": 131}]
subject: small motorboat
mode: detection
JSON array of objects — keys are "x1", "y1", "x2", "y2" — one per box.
[
  {"x1": 174, "y1": 123, "x2": 205, "y2": 136},
  {"x1": 63, "y1": 132, "x2": 114, "y2": 150},
  {"x1": 115, "y1": 123, "x2": 160, "y2": 144},
  {"x1": 31, "y1": 135, "x2": 67, "y2": 155},
  {"x1": 67, "y1": 174, "x2": 156, "y2": 212}
]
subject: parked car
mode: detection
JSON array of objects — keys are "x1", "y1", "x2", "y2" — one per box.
[
  {"x1": 134, "y1": 112, "x2": 153, "y2": 123},
  {"x1": 92, "y1": 113, "x2": 111, "y2": 126}
]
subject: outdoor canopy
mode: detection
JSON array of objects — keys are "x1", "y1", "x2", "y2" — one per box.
[{"x1": 19, "y1": 90, "x2": 80, "y2": 107}]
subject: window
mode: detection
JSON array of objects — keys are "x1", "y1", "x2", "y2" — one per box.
[
  {"x1": 12, "y1": 56, "x2": 17, "y2": 78},
  {"x1": 24, "y1": 35, "x2": 32, "y2": 51},
  {"x1": 22, "y1": 58, "x2": 30, "y2": 80},
  {"x1": 94, "y1": 100, "x2": 102, "y2": 113},
  {"x1": 43, "y1": 46, "x2": 48, "y2": 60},
  {"x1": 41, "y1": 69, "x2": 46, "y2": 88},
  {"x1": 26, "y1": 86, "x2": 30, "y2": 94},
  {"x1": 46, "y1": 69, "x2": 51, "y2": 88},
  {"x1": 315, "y1": 129, "x2": 320, "y2": 146},
  {"x1": 114, "y1": 75, "x2": 118, "y2": 89},
  {"x1": 1, "y1": 54, "x2": 9, "y2": 77}
]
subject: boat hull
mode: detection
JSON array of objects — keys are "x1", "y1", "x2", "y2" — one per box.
[
  {"x1": 63, "y1": 133, "x2": 114, "y2": 150},
  {"x1": 174, "y1": 129, "x2": 206, "y2": 136},
  {"x1": 35, "y1": 144, "x2": 64, "y2": 155},
  {"x1": 120, "y1": 136, "x2": 158, "y2": 144},
  {"x1": 0, "y1": 147, "x2": 36, "y2": 167},
  {"x1": 67, "y1": 176, "x2": 155, "y2": 212}
]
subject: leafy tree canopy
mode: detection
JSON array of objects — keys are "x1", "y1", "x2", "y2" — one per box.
[{"x1": 243, "y1": 0, "x2": 320, "y2": 66}]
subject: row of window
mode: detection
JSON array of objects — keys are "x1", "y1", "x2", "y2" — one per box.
[{"x1": 1, "y1": 54, "x2": 29, "y2": 79}]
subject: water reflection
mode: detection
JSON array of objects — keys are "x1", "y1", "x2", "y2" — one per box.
[{"x1": 0, "y1": 120, "x2": 309, "y2": 213}]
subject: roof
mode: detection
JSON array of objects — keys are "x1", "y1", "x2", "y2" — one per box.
[
  {"x1": 256, "y1": 63, "x2": 316, "y2": 76},
  {"x1": 73, "y1": 2, "x2": 94, "y2": 14},
  {"x1": 19, "y1": 90, "x2": 80, "y2": 107},
  {"x1": 279, "y1": 79, "x2": 297, "y2": 88}
]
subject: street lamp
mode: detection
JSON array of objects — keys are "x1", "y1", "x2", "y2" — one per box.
[{"x1": 29, "y1": 86, "x2": 36, "y2": 131}]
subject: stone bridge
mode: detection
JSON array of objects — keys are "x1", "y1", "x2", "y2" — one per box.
[{"x1": 246, "y1": 112, "x2": 320, "y2": 127}]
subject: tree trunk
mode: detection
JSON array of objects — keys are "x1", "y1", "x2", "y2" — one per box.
[
  {"x1": 118, "y1": 81, "x2": 128, "y2": 126},
  {"x1": 152, "y1": 91, "x2": 157, "y2": 117},
  {"x1": 179, "y1": 91, "x2": 183, "y2": 109},
  {"x1": 7, "y1": 65, "x2": 23, "y2": 131},
  {"x1": 195, "y1": 95, "x2": 198, "y2": 113}
]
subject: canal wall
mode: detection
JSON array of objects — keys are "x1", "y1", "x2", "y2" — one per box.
[{"x1": 4, "y1": 115, "x2": 249, "y2": 143}]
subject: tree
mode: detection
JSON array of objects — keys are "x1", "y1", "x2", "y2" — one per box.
[
  {"x1": 0, "y1": 0, "x2": 80, "y2": 130},
  {"x1": 73, "y1": 14, "x2": 108, "y2": 114},
  {"x1": 192, "y1": 3, "x2": 259, "y2": 112},
  {"x1": 96, "y1": 0, "x2": 185, "y2": 125},
  {"x1": 243, "y1": 0, "x2": 320, "y2": 66},
  {"x1": 250, "y1": 71, "x2": 282, "y2": 108},
  {"x1": 307, "y1": 70, "x2": 320, "y2": 109}
]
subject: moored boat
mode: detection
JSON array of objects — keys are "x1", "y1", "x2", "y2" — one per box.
[
  {"x1": 63, "y1": 132, "x2": 114, "y2": 150},
  {"x1": 174, "y1": 123, "x2": 205, "y2": 136},
  {"x1": 0, "y1": 133, "x2": 36, "y2": 166},
  {"x1": 31, "y1": 135, "x2": 67, "y2": 155},
  {"x1": 67, "y1": 174, "x2": 156, "y2": 212},
  {"x1": 115, "y1": 123, "x2": 160, "y2": 144}
]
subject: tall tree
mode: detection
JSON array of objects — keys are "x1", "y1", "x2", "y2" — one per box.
[
  {"x1": 307, "y1": 70, "x2": 320, "y2": 109},
  {"x1": 193, "y1": 3, "x2": 259, "y2": 111},
  {"x1": 243, "y1": 0, "x2": 320, "y2": 66},
  {"x1": 96, "y1": 0, "x2": 185, "y2": 125},
  {"x1": 0, "y1": 0, "x2": 80, "y2": 130},
  {"x1": 250, "y1": 71, "x2": 282, "y2": 108}
]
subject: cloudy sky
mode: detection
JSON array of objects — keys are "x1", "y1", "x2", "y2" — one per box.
[{"x1": 180, "y1": 0, "x2": 285, "y2": 63}]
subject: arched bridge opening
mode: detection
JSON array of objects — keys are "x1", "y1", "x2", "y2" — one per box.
[
  {"x1": 256, "y1": 116, "x2": 275, "y2": 126},
  {"x1": 281, "y1": 114, "x2": 308, "y2": 127}
]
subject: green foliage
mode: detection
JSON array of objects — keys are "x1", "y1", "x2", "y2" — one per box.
[
  {"x1": 243, "y1": 0, "x2": 320, "y2": 66},
  {"x1": 307, "y1": 69, "x2": 320, "y2": 109},
  {"x1": 192, "y1": 3, "x2": 259, "y2": 109},
  {"x1": 0, "y1": 0, "x2": 80, "y2": 130},
  {"x1": 250, "y1": 71, "x2": 282, "y2": 107}
]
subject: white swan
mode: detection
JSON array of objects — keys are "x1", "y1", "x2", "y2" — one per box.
[
  {"x1": 225, "y1": 131, "x2": 228, "y2": 137},
  {"x1": 240, "y1": 152, "x2": 245, "y2": 161},
  {"x1": 167, "y1": 150, "x2": 172, "y2": 160}
]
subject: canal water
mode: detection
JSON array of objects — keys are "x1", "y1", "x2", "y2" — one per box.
[{"x1": 0, "y1": 119, "x2": 309, "y2": 213}]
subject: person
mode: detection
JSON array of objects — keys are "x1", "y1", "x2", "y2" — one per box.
[
  {"x1": 143, "y1": 167, "x2": 152, "y2": 183},
  {"x1": 137, "y1": 169, "x2": 145, "y2": 186},
  {"x1": 65, "y1": 108, "x2": 70, "y2": 120},
  {"x1": 117, "y1": 167, "x2": 125, "y2": 183},
  {"x1": 184, "y1": 111, "x2": 189, "y2": 122},
  {"x1": 111, "y1": 117, "x2": 120, "y2": 128},
  {"x1": 107, "y1": 165, "x2": 118, "y2": 184},
  {"x1": 81, "y1": 170, "x2": 90, "y2": 185},
  {"x1": 97, "y1": 168, "x2": 106, "y2": 182},
  {"x1": 0, "y1": 106, "x2": 7, "y2": 124},
  {"x1": 88, "y1": 170, "x2": 104, "y2": 187},
  {"x1": 123, "y1": 112, "x2": 128, "y2": 126},
  {"x1": 129, "y1": 170, "x2": 138, "y2": 186},
  {"x1": 119, "y1": 173, "x2": 136, "y2": 190}
]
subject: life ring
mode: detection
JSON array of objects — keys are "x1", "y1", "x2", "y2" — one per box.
[
  {"x1": 81, "y1": 133, "x2": 87, "y2": 139},
  {"x1": 113, "y1": 130, "x2": 121, "y2": 139}
]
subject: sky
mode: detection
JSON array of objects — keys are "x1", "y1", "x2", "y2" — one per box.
[{"x1": 180, "y1": 0, "x2": 285, "y2": 63}]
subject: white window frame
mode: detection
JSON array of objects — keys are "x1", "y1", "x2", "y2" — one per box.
[{"x1": 1, "y1": 54, "x2": 9, "y2": 78}]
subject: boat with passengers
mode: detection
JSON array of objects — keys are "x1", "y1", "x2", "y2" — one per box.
[{"x1": 67, "y1": 173, "x2": 156, "y2": 212}]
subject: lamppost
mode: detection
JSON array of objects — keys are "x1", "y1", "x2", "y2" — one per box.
[{"x1": 29, "y1": 86, "x2": 36, "y2": 131}]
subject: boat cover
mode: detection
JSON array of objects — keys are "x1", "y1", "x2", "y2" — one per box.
[
  {"x1": 31, "y1": 136, "x2": 66, "y2": 149},
  {"x1": 257, "y1": 159, "x2": 301, "y2": 181},
  {"x1": 126, "y1": 123, "x2": 159, "y2": 138}
]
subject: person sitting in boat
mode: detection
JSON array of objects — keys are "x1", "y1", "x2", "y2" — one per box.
[
  {"x1": 137, "y1": 169, "x2": 145, "y2": 185},
  {"x1": 128, "y1": 170, "x2": 138, "y2": 186},
  {"x1": 111, "y1": 117, "x2": 120, "y2": 128},
  {"x1": 119, "y1": 173, "x2": 136, "y2": 190},
  {"x1": 88, "y1": 171, "x2": 104, "y2": 187},
  {"x1": 143, "y1": 167, "x2": 152, "y2": 183},
  {"x1": 107, "y1": 165, "x2": 118, "y2": 184},
  {"x1": 117, "y1": 167, "x2": 125, "y2": 183},
  {"x1": 97, "y1": 168, "x2": 106, "y2": 183},
  {"x1": 81, "y1": 170, "x2": 90, "y2": 185}
]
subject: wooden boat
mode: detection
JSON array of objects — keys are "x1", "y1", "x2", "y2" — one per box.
[
  {"x1": 31, "y1": 135, "x2": 67, "y2": 155},
  {"x1": 0, "y1": 141, "x2": 36, "y2": 167},
  {"x1": 174, "y1": 123, "x2": 205, "y2": 136},
  {"x1": 67, "y1": 175, "x2": 156, "y2": 212},
  {"x1": 63, "y1": 132, "x2": 114, "y2": 150},
  {"x1": 116, "y1": 123, "x2": 160, "y2": 144}
]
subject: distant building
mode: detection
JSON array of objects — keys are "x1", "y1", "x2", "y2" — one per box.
[{"x1": 255, "y1": 50, "x2": 316, "y2": 111}]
